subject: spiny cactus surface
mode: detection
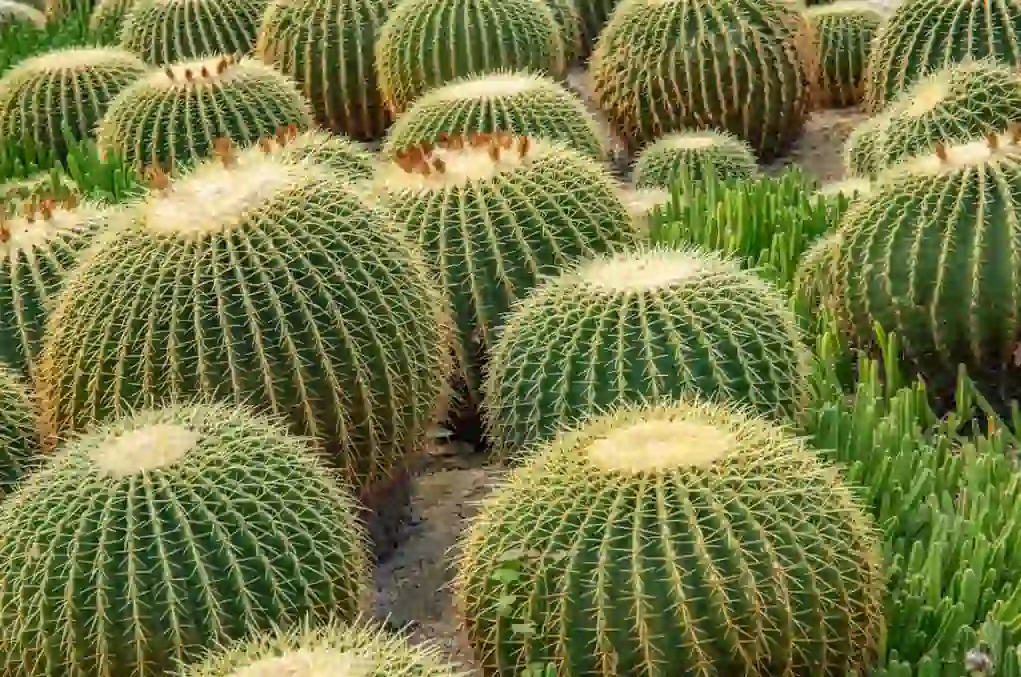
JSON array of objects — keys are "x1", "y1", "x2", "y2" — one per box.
[
  {"x1": 454, "y1": 398, "x2": 886, "y2": 677},
  {"x1": 95, "y1": 54, "x2": 313, "y2": 172},
  {"x1": 804, "y1": 1, "x2": 884, "y2": 108},
  {"x1": 833, "y1": 130, "x2": 1021, "y2": 373},
  {"x1": 589, "y1": 0, "x2": 813, "y2": 158},
  {"x1": 252, "y1": 124, "x2": 376, "y2": 180},
  {"x1": 863, "y1": 0, "x2": 1021, "y2": 113},
  {"x1": 0, "y1": 402, "x2": 371, "y2": 677},
  {"x1": 374, "y1": 0, "x2": 566, "y2": 116},
  {"x1": 87, "y1": 0, "x2": 136, "y2": 43},
  {"x1": 482, "y1": 245, "x2": 812, "y2": 459},
  {"x1": 37, "y1": 142, "x2": 451, "y2": 500},
  {"x1": 0, "y1": 196, "x2": 108, "y2": 380},
  {"x1": 0, "y1": 363, "x2": 40, "y2": 496},
  {"x1": 874, "y1": 59, "x2": 1021, "y2": 172},
  {"x1": 0, "y1": 47, "x2": 147, "y2": 161},
  {"x1": 0, "y1": 0, "x2": 45, "y2": 27},
  {"x1": 371, "y1": 133, "x2": 639, "y2": 397},
  {"x1": 631, "y1": 129, "x2": 759, "y2": 188},
  {"x1": 255, "y1": 0, "x2": 398, "y2": 140},
  {"x1": 382, "y1": 71, "x2": 606, "y2": 162},
  {"x1": 117, "y1": 0, "x2": 270, "y2": 65},
  {"x1": 843, "y1": 112, "x2": 891, "y2": 178}
]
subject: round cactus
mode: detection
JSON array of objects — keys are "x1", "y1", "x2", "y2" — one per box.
[
  {"x1": 816, "y1": 177, "x2": 872, "y2": 201},
  {"x1": 863, "y1": 0, "x2": 1021, "y2": 113},
  {"x1": 87, "y1": 0, "x2": 137, "y2": 43},
  {"x1": 370, "y1": 133, "x2": 639, "y2": 397},
  {"x1": 36, "y1": 143, "x2": 451, "y2": 545},
  {"x1": 0, "y1": 0, "x2": 45, "y2": 28},
  {"x1": 482, "y1": 245, "x2": 812, "y2": 459},
  {"x1": 631, "y1": 129, "x2": 759, "y2": 188},
  {"x1": 843, "y1": 112, "x2": 891, "y2": 178},
  {"x1": 872, "y1": 59, "x2": 1021, "y2": 172},
  {"x1": 250, "y1": 124, "x2": 376, "y2": 180},
  {"x1": 793, "y1": 230, "x2": 841, "y2": 315},
  {"x1": 180, "y1": 618, "x2": 463, "y2": 677},
  {"x1": 117, "y1": 0, "x2": 270, "y2": 65},
  {"x1": 541, "y1": 0, "x2": 583, "y2": 65},
  {"x1": 0, "y1": 197, "x2": 109, "y2": 380},
  {"x1": 617, "y1": 185, "x2": 670, "y2": 235},
  {"x1": 96, "y1": 54, "x2": 313, "y2": 172},
  {"x1": 589, "y1": 0, "x2": 813, "y2": 158},
  {"x1": 833, "y1": 131, "x2": 1021, "y2": 374},
  {"x1": 382, "y1": 71, "x2": 606, "y2": 162},
  {"x1": 255, "y1": 0, "x2": 397, "y2": 140},
  {"x1": 454, "y1": 398, "x2": 886, "y2": 677},
  {"x1": 374, "y1": 0, "x2": 567, "y2": 116},
  {"x1": 574, "y1": 0, "x2": 622, "y2": 57},
  {"x1": 0, "y1": 402, "x2": 371, "y2": 677},
  {"x1": 0, "y1": 364, "x2": 40, "y2": 496},
  {"x1": 804, "y1": 1, "x2": 884, "y2": 108},
  {"x1": 43, "y1": 0, "x2": 95, "y2": 21},
  {"x1": 0, "y1": 47, "x2": 147, "y2": 162}
]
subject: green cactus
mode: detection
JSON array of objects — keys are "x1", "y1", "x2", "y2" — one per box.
[
  {"x1": 0, "y1": 47, "x2": 148, "y2": 162},
  {"x1": 254, "y1": 0, "x2": 395, "y2": 140},
  {"x1": 43, "y1": 0, "x2": 95, "y2": 21},
  {"x1": 0, "y1": 402, "x2": 371, "y2": 677},
  {"x1": 95, "y1": 54, "x2": 313, "y2": 172},
  {"x1": 482, "y1": 245, "x2": 812, "y2": 459},
  {"x1": 574, "y1": 0, "x2": 622, "y2": 57},
  {"x1": 832, "y1": 132, "x2": 1021, "y2": 375},
  {"x1": 382, "y1": 71, "x2": 606, "y2": 162},
  {"x1": 863, "y1": 0, "x2": 1021, "y2": 113},
  {"x1": 374, "y1": 0, "x2": 567, "y2": 116},
  {"x1": 631, "y1": 129, "x2": 759, "y2": 188},
  {"x1": 117, "y1": 0, "x2": 269, "y2": 65},
  {"x1": 793, "y1": 230, "x2": 841, "y2": 315},
  {"x1": 250, "y1": 125, "x2": 377, "y2": 180},
  {"x1": 37, "y1": 144, "x2": 451, "y2": 509},
  {"x1": 541, "y1": 0, "x2": 583, "y2": 65},
  {"x1": 180, "y1": 618, "x2": 463, "y2": 677},
  {"x1": 804, "y1": 1, "x2": 884, "y2": 108},
  {"x1": 369, "y1": 133, "x2": 639, "y2": 398},
  {"x1": 0, "y1": 0, "x2": 45, "y2": 28},
  {"x1": 843, "y1": 112, "x2": 890, "y2": 178},
  {"x1": 87, "y1": 0, "x2": 137, "y2": 43},
  {"x1": 0, "y1": 170, "x2": 79, "y2": 202},
  {"x1": 617, "y1": 185, "x2": 670, "y2": 235},
  {"x1": 0, "y1": 363, "x2": 40, "y2": 496},
  {"x1": 0, "y1": 197, "x2": 108, "y2": 381},
  {"x1": 454, "y1": 398, "x2": 886, "y2": 677},
  {"x1": 589, "y1": 0, "x2": 813, "y2": 158},
  {"x1": 872, "y1": 59, "x2": 1021, "y2": 172}
]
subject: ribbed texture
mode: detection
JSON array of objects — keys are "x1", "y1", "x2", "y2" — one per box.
[
  {"x1": 0, "y1": 364, "x2": 40, "y2": 496},
  {"x1": 804, "y1": 1, "x2": 883, "y2": 108},
  {"x1": 631, "y1": 129, "x2": 758, "y2": 188}
]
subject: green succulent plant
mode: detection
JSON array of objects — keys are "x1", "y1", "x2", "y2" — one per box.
[
  {"x1": 454, "y1": 398, "x2": 886, "y2": 677},
  {"x1": 374, "y1": 0, "x2": 567, "y2": 116},
  {"x1": 382, "y1": 70, "x2": 606, "y2": 162},
  {"x1": 0, "y1": 0, "x2": 45, "y2": 28},
  {"x1": 95, "y1": 54, "x2": 314, "y2": 172},
  {"x1": 0, "y1": 402, "x2": 371, "y2": 677},
  {"x1": 87, "y1": 0, "x2": 137, "y2": 43},
  {"x1": 631, "y1": 129, "x2": 759, "y2": 188},
  {"x1": 863, "y1": 0, "x2": 1021, "y2": 113},
  {"x1": 589, "y1": 0, "x2": 813, "y2": 158},
  {"x1": 0, "y1": 171, "x2": 79, "y2": 203},
  {"x1": 255, "y1": 0, "x2": 398, "y2": 140},
  {"x1": 117, "y1": 0, "x2": 270, "y2": 65},
  {"x1": 482, "y1": 245, "x2": 812, "y2": 459},
  {"x1": 0, "y1": 363, "x2": 40, "y2": 496},
  {"x1": 369, "y1": 133, "x2": 639, "y2": 398},
  {"x1": 0, "y1": 47, "x2": 148, "y2": 162},
  {"x1": 804, "y1": 1, "x2": 884, "y2": 108},
  {"x1": 251, "y1": 125, "x2": 377, "y2": 180},
  {"x1": 843, "y1": 112, "x2": 891, "y2": 178}
]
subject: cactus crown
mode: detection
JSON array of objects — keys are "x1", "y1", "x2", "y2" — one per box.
[
  {"x1": 4, "y1": 46, "x2": 140, "y2": 77},
  {"x1": 574, "y1": 246, "x2": 738, "y2": 292},
  {"x1": 382, "y1": 132, "x2": 539, "y2": 189},
  {"x1": 140, "y1": 138, "x2": 320, "y2": 237},
  {"x1": 0, "y1": 195, "x2": 96, "y2": 253},
  {"x1": 90, "y1": 423, "x2": 201, "y2": 477},
  {"x1": 817, "y1": 177, "x2": 872, "y2": 198},
  {"x1": 619, "y1": 186, "x2": 671, "y2": 216},
  {"x1": 586, "y1": 416, "x2": 735, "y2": 473},
  {"x1": 895, "y1": 127, "x2": 1021, "y2": 176},
  {"x1": 656, "y1": 131, "x2": 727, "y2": 150},
  {"x1": 225, "y1": 648, "x2": 374, "y2": 677},
  {"x1": 902, "y1": 78, "x2": 951, "y2": 117},
  {"x1": 154, "y1": 53, "x2": 245, "y2": 87},
  {"x1": 805, "y1": 0, "x2": 884, "y2": 19},
  {"x1": 434, "y1": 71, "x2": 548, "y2": 99}
]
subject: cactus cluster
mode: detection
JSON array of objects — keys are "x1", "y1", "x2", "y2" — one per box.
[
  {"x1": 872, "y1": 59, "x2": 1021, "y2": 172},
  {"x1": 483, "y1": 245, "x2": 812, "y2": 459},
  {"x1": 255, "y1": 0, "x2": 397, "y2": 140},
  {"x1": 0, "y1": 402, "x2": 371, "y2": 677},
  {"x1": 631, "y1": 129, "x2": 759, "y2": 188},
  {"x1": 0, "y1": 196, "x2": 108, "y2": 380},
  {"x1": 382, "y1": 71, "x2": 606, "y2": 162},
  {"x1": 0, "y1": 47, "x2": 147, "y2": 161},
  {"x1": 37, "y1": 141, "x2": 451, "y2": 508},
  {"x1": 589, "y1": 0, "x2": 813, "y2": 158},
  {"x1": 117, "y1": 0, "x2": 270, "y2": 65},
  {"x1": 804, "y1": 1, "x2": 884, "y2": 108},
  {"x1": 374, "y1": 0, "x2": 566, "y2": 115},
  {"x1": 95, "y1": 54, "x2": 313, "y2": 171},
  {"x1": 832, "y1": 130, "x2": 1021, "y2": 374},
  {"x1": 371, "y1": 132, "x2": 638, "y2": 396},
  {"x1": 455, "y1": 399, "x2": 886, "y2": 677},
  {"x1": 0, "y1": 363, "x2": 40, "y2": 496},
  {"x1": 863, "y1": 0, "x2": 1021, "y2": 113}
]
